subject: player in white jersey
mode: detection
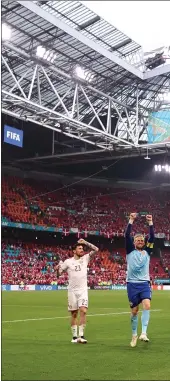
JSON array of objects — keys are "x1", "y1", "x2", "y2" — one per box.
[{"x1": 56, "y1": 239, "x2": 99, "y2": 344}]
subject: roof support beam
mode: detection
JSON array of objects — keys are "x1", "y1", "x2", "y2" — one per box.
[
  {"x1": 2, "y1": 42, "x2": 169, "y2": 154},
  {"x1": 2, "y1": 88, "x2": 135, "y2": 147},
  {"x1": 49, "y1": 148, "x2": 167, "y2": 165},
  {"x1": 3, "y1": 41, "x2": 138, "y2": 112},
  {"x1": 17, "y1": 0, "x2": 143, "y2": 79},
  {"x1": 2, "y1": 106, "x2": 107, "y2": 151},
  {"x1": 144, "y1": 64, "x2": 170, "y2": 79},
  {"x1": 14, "y1": 149, "x2": 107, "y2": 162}
]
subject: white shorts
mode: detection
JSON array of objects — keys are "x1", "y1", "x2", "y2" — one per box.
[{"x1": 68, "y1": 289, "x2": 88, "y2": 311}]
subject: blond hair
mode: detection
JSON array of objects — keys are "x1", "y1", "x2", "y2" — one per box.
[{"x1": 134, "y1": 234, "x2": 144, "y2": 240}]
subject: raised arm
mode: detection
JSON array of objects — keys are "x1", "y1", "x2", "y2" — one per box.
[
  {"x1": 145, "y1": 215, "x2": 154, "y2": 254},
  {"x1": 125, "y1": 213, "x2": 136, "y2": 254},
  {"x1": 78, "y1": 239, "x2": 99, "y2": 257}
]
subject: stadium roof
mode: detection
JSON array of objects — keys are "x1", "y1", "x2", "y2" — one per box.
[{"x1": 1, "y1": 0, "x2": 170, "y2": 164}]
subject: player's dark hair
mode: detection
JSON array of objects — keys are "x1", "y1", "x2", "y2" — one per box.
[{"x1": 72, "y1": 243, "x2": 83, "y2": 251}]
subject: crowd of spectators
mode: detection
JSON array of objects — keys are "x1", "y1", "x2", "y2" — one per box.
[
  {"x1": 2, "y1": 241, "x2": 169, "y2": 286},
  {"x1": 1, "y1": 241, "x2": 115, "y2": 286},
  {"x1": 2, "y1": 175, "x2": 170, "y2": 237},
  {"x1": 160, "y1": 250, "x2": 170, "y2": 277},
  {"x1": 2, "y1": 175, "x2": 170, "y2": 286}
]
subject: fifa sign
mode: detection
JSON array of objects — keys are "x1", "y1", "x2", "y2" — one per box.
[
  {"x1": 4, "y1": 125, "x2": 23, "y2": 147},
  {"x1": 7, "y1": 131, "x2": 20, "y2": 141}
]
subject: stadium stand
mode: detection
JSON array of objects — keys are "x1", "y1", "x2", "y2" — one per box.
[
  {"x1": 1, "y1": 241, "x2": 115, "y2": 285},
  {"x1": 2, "y1": 241, "x2": 169, "y2": 286},
  {"x1": 160, "y1": 250, "x2": 170, "y2": 277},
  {"x1": 2, "y1": 175, "x2": 170, "y2": 286},
  {"x1": 2, "y1": 175, "x2": 170, "y2": 236}
]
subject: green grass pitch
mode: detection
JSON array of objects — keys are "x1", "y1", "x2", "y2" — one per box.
[{"x1": 2, "y1": 290, "x2": 170, "y2": 380}]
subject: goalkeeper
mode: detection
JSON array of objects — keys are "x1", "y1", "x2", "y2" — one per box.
[{"x1": 125, "y1": 213, "x2": 154, "y2": 347}]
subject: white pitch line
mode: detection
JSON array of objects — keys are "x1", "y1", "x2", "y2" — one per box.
[{"x1": 2, "y1": 309, "x2": 161, "y2": 324}]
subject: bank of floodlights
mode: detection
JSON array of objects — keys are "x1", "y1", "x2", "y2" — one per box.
[
  {"x1": 36, "y1": 45, "x2": 57, "y2": 63},
  {"x1": 74, "y1": 65, "x2": 95, "y2": 82},
  {"x1": 154, "y1": 164, "x2": 170, "y2": 173}
]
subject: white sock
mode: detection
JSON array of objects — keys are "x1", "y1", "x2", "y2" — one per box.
[
  {"x1": 71, "y1": 325, "x2": 77, "y2": 338},
  {"x1": 79, "y1": 324, "x2": 85, "y2": 337}
]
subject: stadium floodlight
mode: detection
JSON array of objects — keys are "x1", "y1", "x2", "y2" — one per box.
[
  {"x1": 36, "y1": 45, "x2": 57, "y2": 63},
  {"x1": 75, "y1": 65, "x2": 95, "y2": 82},
  {"x1": 36, "y1": 46, "x2": 46, "y2": 58},
  {"x1": 154, "y1": 164, "x2": 170, "y2": 173},
  {"x1": 2, "y1": 23, "x2": 11, "y2": 40},
  {"x1": 75, "y1": 66, "x2": 86, "y2": 80}
]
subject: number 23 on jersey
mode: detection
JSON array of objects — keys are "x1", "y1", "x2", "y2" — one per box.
[{"x1": 75, "y1": 265, "x2": 81, "y2": 272}]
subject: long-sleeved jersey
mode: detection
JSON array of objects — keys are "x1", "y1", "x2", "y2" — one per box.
[{"x1": 125, "y1": 223, "x2": 154, "y2": 283}]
